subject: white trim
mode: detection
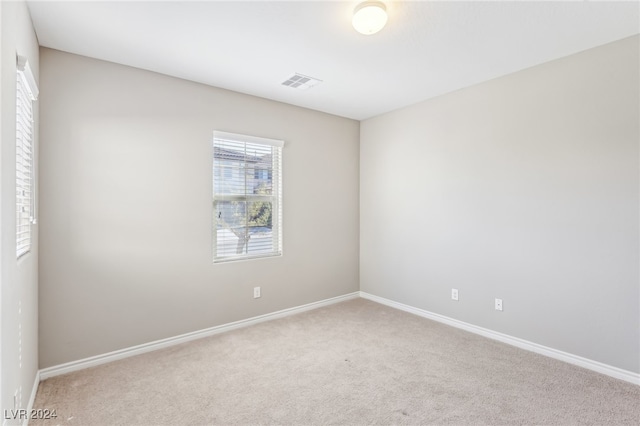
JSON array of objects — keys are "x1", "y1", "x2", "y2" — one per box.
[
  {"x1": 23, "y1": 371, "x2": 40, "y2": 426},
  {"x1": 36, "y1": 291, "x2": 639, "y2": 387},
  {"x1": 39, "y1": 292, "x2": 359, "y2": 380},
  {"x1": 213, "y1": 131, "x2": 284, "y2": 148},
  {"x1": 359, "y1": 291, "x2": 640, "y2": 385}
]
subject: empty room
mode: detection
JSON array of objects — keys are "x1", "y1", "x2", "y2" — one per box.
[{"x1": 1, "y1": 0, "x2": 639, "y2": 424}]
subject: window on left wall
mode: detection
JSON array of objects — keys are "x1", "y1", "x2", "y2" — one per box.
[{"x1": 16, "y1": 56, "x2": 38, "y2": 259}]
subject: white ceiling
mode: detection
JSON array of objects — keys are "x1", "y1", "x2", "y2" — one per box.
[{"x1": 27, "y1": 0, "x2": 640, "y2": 120}]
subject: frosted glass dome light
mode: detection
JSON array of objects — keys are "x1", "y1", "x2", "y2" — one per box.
[{"x1": 352, "y1": 1, "x2": 388, "y2": 35}]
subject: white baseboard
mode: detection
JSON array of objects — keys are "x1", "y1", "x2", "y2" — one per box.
[
  {"x1": 37, "y1": 290, "x2": 640, "y2": 386},
  {"x1": 23, "y1": 371, "x2": 40, "y2": 426},
  {"x1": 39, "y1": 292, "x2": 359, "y2": 380},
  {"x1": 360, "y1": 291, "x2": 639, "y2": 385}
]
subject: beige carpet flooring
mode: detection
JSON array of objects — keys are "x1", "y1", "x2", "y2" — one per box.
[{"x1": 32, "y1": 298, "x2": 640, "y2": 425}]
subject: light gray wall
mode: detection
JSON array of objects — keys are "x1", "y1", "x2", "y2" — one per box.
[
  {"x1": 39, "y1": 48, "x2": 359, "y2": 368},
  {"x1": 1, "y1": 0, "x2": 39, "y2": 419},
  {"x1": 360, "y1": 36, "x2": 639, "y2": 373}
]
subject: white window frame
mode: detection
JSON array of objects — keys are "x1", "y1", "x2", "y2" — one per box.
[
  {"x1": 213, "y1": 131, "x2": 283, "y2": 263},
  {"x1": 16, "y1": 56, "x2": 38, "y2": 259}
]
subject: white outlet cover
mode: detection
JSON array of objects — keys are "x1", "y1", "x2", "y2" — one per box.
[
  {"x1": 495, "y1": 298, "x2": 503, "y2": 311},
  {"x1": 451, "y1": 289, "x2": 459, "y2": 301}
]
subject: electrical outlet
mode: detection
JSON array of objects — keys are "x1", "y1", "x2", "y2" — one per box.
[
  {"x1": 253, "y1": 287, "x2": 261, "y2": 299},
  {"x1": 495, "y1": 298, "x2": 503, "y2": 311},
  {"x1": 451, "y1": 289, "x2": 459, "y2": 301}
]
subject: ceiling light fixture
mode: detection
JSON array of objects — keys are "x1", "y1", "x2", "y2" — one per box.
[{"x1": 352, "y1": 1, "x2": 388, "y2": 35}]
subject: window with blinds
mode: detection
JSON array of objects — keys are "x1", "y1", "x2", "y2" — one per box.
[
  {"x1": 16, "y1": 56, "x2": 38, "y2": 259},
  {"x1": 213, "y1": 131, "x2": 283, "y2": 262}
]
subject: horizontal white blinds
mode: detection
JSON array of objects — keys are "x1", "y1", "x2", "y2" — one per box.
[
  {"x1": 213, "y1": 133, "x2": 283, "y2": 262},
  {"x1": 214, "y1": 131, "x2": 284, "y2": 148},
  {"x1": 16, "y1": 58, "x2": 37, "y2": 259}
]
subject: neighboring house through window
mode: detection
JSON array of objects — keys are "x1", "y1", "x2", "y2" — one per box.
[{"x1": 213, "y1": 131, "x2": 283, "y2": 262}]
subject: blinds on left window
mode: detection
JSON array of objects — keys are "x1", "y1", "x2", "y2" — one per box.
[{"x1": 16, "y1": 56, "x2": 38, "y2": 259}]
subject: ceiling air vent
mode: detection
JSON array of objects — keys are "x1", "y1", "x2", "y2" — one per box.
[{"x1": 281, "y1": 73, "x2": 322, "y2": 90}]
